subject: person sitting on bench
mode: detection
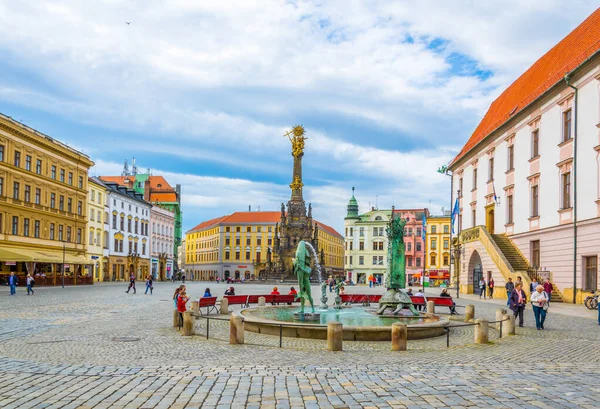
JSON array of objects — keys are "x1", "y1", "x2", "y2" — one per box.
[{"x1": 440, "y1": 288, "x2": 458, "y2": 315}]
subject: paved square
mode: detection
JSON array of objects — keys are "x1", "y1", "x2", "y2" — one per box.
[{"x1": 1, "y1": 282, "x2": 599, "y2": 408}]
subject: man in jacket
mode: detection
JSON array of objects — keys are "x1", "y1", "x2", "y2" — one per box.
[
  {"x1": 543, "y1": 278, "x2": 553, "y2": 303},
  {"x1": 505, "y1": 278, "x2": 515, "y2": 306},
  {"x1": 8, "y1": 272, "x2": 17, "y2": 295},
  {"x1": 509, "y1": 283, "x2": 527, "y2": 327}
]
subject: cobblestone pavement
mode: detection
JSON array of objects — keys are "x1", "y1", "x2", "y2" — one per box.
[{"x1": 1, "y1": 282, "x2": 600, "y2": 408}]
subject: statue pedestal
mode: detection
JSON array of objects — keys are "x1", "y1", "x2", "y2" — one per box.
[
  {"x1": 376, "y1": 288, "x2": 418, "y2": 316},
  {"x1": 293, "y1": 312, "x2": 321, "y2": 321}
]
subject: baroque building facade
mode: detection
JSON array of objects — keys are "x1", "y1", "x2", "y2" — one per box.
[
  {"x1": 448, "y1": 9, "x2": 600, "y2": 303},
  {"x1": 87, "y1": 178, "x2": 107, "y2": 282},
  {"x1": 150, "y1": 205, "x2": 175, "y2": 281},
  {"x1": 0, "y1": 114, "x2": 94, "y2": 285}
]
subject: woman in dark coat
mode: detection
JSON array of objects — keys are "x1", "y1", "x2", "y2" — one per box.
[{"x1": 509, "y1": 283, "x2": 527, "y2": 327}]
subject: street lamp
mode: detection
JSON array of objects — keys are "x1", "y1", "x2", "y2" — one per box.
[{"x1": 437, "y1": 165, "x2": 458, "y2": 298}]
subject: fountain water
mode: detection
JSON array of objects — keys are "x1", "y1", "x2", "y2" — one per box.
[{"x1": 304, "y1": 242, "x2": 323, "y2": 283}]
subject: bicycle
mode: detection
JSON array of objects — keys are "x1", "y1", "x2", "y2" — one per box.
[{"x1": 584, "y1": 290, "x2": 598, "y2": 310}]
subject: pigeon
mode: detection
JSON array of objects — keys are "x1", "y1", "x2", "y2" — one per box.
[{"x1": 125, "y1": 22, "x2": 131, "y2": 25}]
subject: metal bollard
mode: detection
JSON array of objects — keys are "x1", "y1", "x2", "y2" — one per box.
[
  {"x1": 474, "y1": 319, "x2": 489, "y2": 344},
  {"x1": 182, "y1": 312, "x2": 195, "y2": 336},
  {"x1": 426, "y1": 300, "x2": 435, "y2": 314},
  {"x1": 258, "y1": 296, "x2": 266, "y2": 307},
  {"x1": 391, "y1": 323, "x2": 407, "y2": 351},
  {"x1": 495, "y1": 308, "x2": 507, "y2": 330},
  {"x1": 230, "y1": 316, "x2": 244, "y2": 344},
  {"x1": 220, "y1": 298, "x2": 229, "y2": 315},
  {"x1": 327, "y1": 321, "x2": 343, "y2": 351},
  {"x1": 465, "y1": 304, "x2": 475, "y2": 322},
  {"x1": 503, "y1": 313, "x2": 515, "y2": 336}
]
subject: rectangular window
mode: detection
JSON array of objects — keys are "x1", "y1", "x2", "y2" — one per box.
[
  {"x1": 349, "y1": 256, "x2": 353, "y2": 265},
  {"x1": 245, "y1": 251, "x2": 250, "y2": 260},
  {"x1": 90, "y1": 231, "x2": 94, "y2": 245},
  {"x1": 562, "y1": 172, "x2": 571, "y2": 209},
  {"x1": 12, "y1": 216, "x2": 18, "y2": 235},
  {"x1": 77, "y1": 201, "x2": 82, "y2": 216},
  {"x1": 60, "y1": 169, "x2": 65, "y2": 183},
  {"x1": 235, "y1": 251, "x2": 240, "y2": 260},
  {"x1": 135, "y1": 220, "x2": 138, "y2": 234},
  {"x1": 443, "y1": 255, "x2": 449, "y2": 265},
  {"x1": 36, "y1": 159, "x2": 42, "y2": 175},
  {"x1": 584, "y1": 256, "x2": 598, "y2": 291},
  {"x1": 416, "y1": 242, "x2": 422, "y2": 252},
  {"x1": 359, "y1": 256, "x2": 364, "y2": 265},
  {"x1": 531, "y1": 129, "x2": 539, "y2": 158},
  {"x1": 58, "y1": 225, "x2": 63, "y2": 241},
  {"x1": 372, "y1": 256, "x2": 378, "y2": 265},
  {"x1": 507, "y1": 145, "x2": 514, "y2": 171},
  {"x1": 267, "y1": 238, "x2": 272, "y2": 246},
  {"x1": 112, "y1": 214, "x2": 117, "y2": 229},
  {"x1": 50, "y1": 223, "x2": 55, "y2": 240},
  {"x1": 34, "y1": 220, "x2": 40, "y2": 238},
  {"x1": 359, "y1": 227, "x2": 364, "y2": 236},
  {"x1": 114, "y1": 238, "x2": 119, "y2": 250},
  {"x1": 0, "y1": 144, "x2": 4, "y2": 161},
  {"x1": 407, "y1": 242, "x2": 412, "y2": 252},
  {"x1": 417, "y1": 227, "x2": 422, "y2": 237},
  {"x1": 35, "y1": 188, "x2": 41, "y2": 205},
  {"x1": 67, "y1": 198, "x2": 72, "y2": 213},
  {"x1": 246, "y1": 238, "x2": 251, "y2": 245},
  {"x1": 431, "y1": 239, "x2": 437, "y2": 250},
  {"x1": 225, "y1": 251, "x2": 230, "y2": 260},
  {"x1": 90, "y1": 209, "x2": 94, "y2": 221},
  {"x1": 77, "y1": 228, "x2": 82, "y2": 244},
  {"x1": 119, "y1": 240, "x2": 123, "y2": 252},
  {"x1": 225, "y1": 238, "x2": 230, "y2": 245},
  {"x1": 257, "y1": 238, "x2": 262, "y2": 245},
  {"x1": 78, "y1": 176, "x2": 83, "y2": 189},
  {"x1": 246, "y1": 226, "x2": 251, "y2": 232},
  {"x1": 66, "y1": 226, "x2": 71, "y2": 242},
  {"x1": 507, "y1": 195, "x2": 514, "y2": 224},
  {"x1": 472, "y1": 168, "x2": 477, "y2": 189},
  {"x1": 488, "y1": 157, "x2": 494, "y2": 181},
  {"x1": 68, "y1": 172, "x2": 73, "y2": 185},
  {"x1": 349, "y1": 241, "x2": 353, "y2": 251},
  {"x1": 0, "y1": 177, "x2": 3, "y2": 196},
  {"x1": 13, "y1": 182, "x2": 19, "y2": 200},
  {"x1": 25, "y1": 155, "x2": 31, "y2": 171},
  {"x1": 531, "y1": 185, "x2": 539, "y2": 217},
  {"x1": 459, "y1": 178, "x2": 463, "y2": 197},
  {"x1": 24, "y1": 185, "x2": 30, "y2": 202},
  {"x1": 407, "y1": 257, "x2": 412, "y2": 267},
  {"x1": 350, "y1": 227, "x2": 353, "y2": 236},
  {"x1": 142, "y1": 243, "x2": 146, "y2": 255},
  {"x1": 430, "y1": 254, "x2": 436, "y2": 265},
  {"x1": 444, "y1": 225, "x2": 449, "y2": 234},
  {"x1": 14, "y1": 151, "x2": 20, "y2": 167},
  {"x1": 530, "y1": 240, "x2": 540, "y2": 269},
  {"x1": 59, "y1": 195, "x2": 64, "y2": 211},
  {"x1": 563, "y1": 109, "x2": 572, "y2": 142},
  {"x1": 50, "y1": 193, "x2": 55, "y2": 208},
  {"x1": 51, "y1": 166, "x2": 56, "y2": 179},
  {"x1": 235, "y1": 238, "x2": 240, "y2": 245},
  {"x1": 23, "y1": 218, "x2": 30, "y2": 237},
  {"x1": 416, "y1": 257, "x2": 421, "y2": 267},
  {"x1": 236, "y1": 227, "x2": 240, "y2": 232},
  {"x1": 134, "y1": 242, "x2": 138, "y2": 253}
]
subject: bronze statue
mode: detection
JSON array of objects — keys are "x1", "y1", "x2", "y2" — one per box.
[{"x1": 293, "y1": 240, "x2": 315, "y2": 314}]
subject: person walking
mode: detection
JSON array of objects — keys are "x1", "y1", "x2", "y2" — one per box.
[
  {"x1": 368, "y1": 275, "x2": 373, "y2": 288},
  {"x1": 8, "y1": 272, "x2": 17, "y2": 296},
  {"x1": 125, "y1": 273, "x2": 136, "y2": 294},
  {"x1": 182, "y1": 273, "x2": 186, "y2": 284},
  {"x1": 216, "y1": 276, "x2": 220, "y2": 284},
  {"x1": 543, "y1": 278, "x2": 553, "y2": 303},
  {"x1": 328, "y1": 276, "x2": 334, "y2": 293},
  {"x1": 488, "y1": 278, "x2": 495, "y2": 299},
  {"x1": 530, "y1": 285, "x2": 549, "y2": 330},
  {"x1": 530, "y1": 278, "x2": 539, "y2": 293},
  {"x1": 478, "y1": 278, "x2": 486, "y2": 299},
  {"x1": 505, "y1": 278, "x2": 514, "y2": 306},
  {"x1": 26, "y1": 274, "x2": 35, "y2": 295},
  {"x1": 144, "y1": 275, "x2": 153, "y2": 295},
  {"x1": 510, "y1": 283, "x2": 527, "y2": 327}
]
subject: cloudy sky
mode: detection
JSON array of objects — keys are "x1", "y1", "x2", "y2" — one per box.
[{"x1": 0, "y1": 1, "x2": 597, "y2": 233}]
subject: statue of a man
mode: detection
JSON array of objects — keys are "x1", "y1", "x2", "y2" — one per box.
[{"x1": 293, "y1": 241, "x2": 315, "y2": 313}]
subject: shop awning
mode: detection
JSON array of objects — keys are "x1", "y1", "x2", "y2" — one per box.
[
  {"x1": 412, "y1": 272, "x2": 422, "y2": 278},
  {"x1": 0, "y1": 247, "x2": 90, "y2": 264}
]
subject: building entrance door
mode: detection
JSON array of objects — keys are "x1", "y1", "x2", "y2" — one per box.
[{"x1": 485, "y1": 204, "x2": 495, "y2": 234}]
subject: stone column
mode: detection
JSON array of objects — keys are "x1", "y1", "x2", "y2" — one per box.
[
  {"x1": 173, "y1": 309, "x2": 179, "y2": 328},
  {"x1": 327, "y1": 321, "x2": 343, "y2": 351},
  {"x1": 220, "y1": 298, "x2": 229, "y2": 315},
  {"x1": 230, "y1": 316, "x2": 244, "y2": 345},
  {"x1": 391, "y1": 323, "x2": 407, "y2": 351},
  {"x1": 465, "y1": 304, "x2": 475, "y2": 322},
  {"x1": 495, "y1": 308, "x2": 507, "y2": 330},
  {"x1": 426, "y1": 301, "x2": 435, "y2": 314},
  {"x1": 474, "y1": 319, "x2": 489, "y2": 344},
  {"x1": 502, "y1": 313, "x2": 515, "y2": 336},
  {"x1": 190, "y1": 301, "x2": 200, "y2": 316},
  {"x1": 182, "y1": 312, "x2": 195, "y2": 336},
  {"x1": 258, "y1": 296, "x2": 266, "y2": 307}
]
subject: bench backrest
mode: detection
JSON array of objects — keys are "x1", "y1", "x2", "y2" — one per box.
[
  {"x1": 410, "y1": 296, "x2": 426, "y2": 305},
  {"x1": 223, "y1": 295, "x2": 248, "y2": 305},
  {"x1": 273, "y1": 294, "x2": 295, "y2": 303},
  {"x1": 339, "y1": 294, "x2": 381, "y2": 303},
  {"x1": 198, "y1": 297, "x2": 217, "y2": 307},
  {"x1": 246, "y1": 295, "x2": 262, "y2": 304},
  {"x1": 427, "y1": 296, "x2": 454, "y2": 306}
]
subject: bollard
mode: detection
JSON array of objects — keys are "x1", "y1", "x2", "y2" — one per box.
[
  {"x1": 173, "y1": 309, "x2": 179, "y2": 328},
  {"x1": 182, "y1": 312, "x2": 195, "y2": 336},
  {"x1": 190, "y1": 301, "x2": 200, "y2": 316},
  {"x1": 503, "y1": 313, "x2": 515, "y2": 336},
  {"x1": 258, "y1": 296, "x2": 266, "y2": 307},
  {"x1": 465, "y1": 304, "x2": 475, "y2": 322},
  {"x1": 495, "y1": 308, "x2": 507, "y2": 330},
  {"x1": 426, "y1": 301, "x2": 435, "y2": 314},
  {"x1": 474, "y1": 319, "x2": 489, "y2": 344},
  {"x1": 230, "y1": 316, "x2": 244, "y2": 345},
  {"x1": 327, "y1": 321, "x2": 343, "y2": 351},
  {"x1": 391, "y1": 323, "x2": 407, "y2": 351},
  {"x1": 220, "y1": 298, "x2": 229, "y2": 315}
]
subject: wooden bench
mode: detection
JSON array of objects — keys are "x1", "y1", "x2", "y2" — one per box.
[
  {"x1": 223, "y1": 295, "x2": 249, "y2": 310},
  {"x1": 425, "y1": 296, "x2": 458, "y2": 314},
  {"x1": 198, "y1": 297, "x2": 218, "y2": 316},
  {"x1": 247, "y1": 294, "x2": 297, "y2": 306},
  {"x1": 339, "y1": 294, "x2": 382, "y2": 306}
]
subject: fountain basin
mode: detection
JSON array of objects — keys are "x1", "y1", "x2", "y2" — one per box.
[{"x1": 239, "y1": 306, "x2": 449, "y2": 341}]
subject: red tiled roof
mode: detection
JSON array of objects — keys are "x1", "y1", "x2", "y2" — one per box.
[
  {"x1": 99, "y1": 176, "x2": 128, "y2": 185},
  {"x1": 451, "y1": 7, "x2": 600, "y2": 166},
  {"x1": 222, "y1": 212, "x2": 281, "y2": 224},
  {"x1": 315, "y1": 221, "x2": 343, "y2": 239},
  {"x1": 187, "y1": 215, "x2": 229, "y2": 233},
  {"x1": 150, "y1": 192, "x2": 177, "y2": 203}
]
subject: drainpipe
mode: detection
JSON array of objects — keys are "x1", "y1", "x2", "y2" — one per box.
[{"x1": 564, "y1": 74, "x2": 578, "y2": 304}]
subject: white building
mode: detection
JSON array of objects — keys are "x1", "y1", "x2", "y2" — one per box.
[
  {"x1": 150, "y1": 205, "x2": 175, "y2": 281},
  {"x1": 448, "y1": 9, "x2": 600, "y2": 303},
  {"x1": 101, "y1": 180, "x2": 152, "y2": 281},
  {"x1": 177, "y1": 238, "x2": 186, "y2": 277}
]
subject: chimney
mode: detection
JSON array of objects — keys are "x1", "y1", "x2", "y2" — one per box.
[
  {"x1": 144, "y1": 180, "x2": 151, "y2": 201},
  {"x1": 249, "y1": 205, "x2": 251, "y2": 211},
  {"x1": 175, "y1": 184, "x2": 181, "y2": 203}
]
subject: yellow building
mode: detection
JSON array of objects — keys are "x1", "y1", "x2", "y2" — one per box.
[
  {"x1": 425, "y1": 214, "x2": 451, "y2": 286},
  {"x1": 87, "y1": 178, "x2": 108, "y2": 282},
  {"x1": 185, "y1": 212, "x2": 344, "y2": 281},
  {"x1": 0, "y1": 114, "x2": 94, "y2": 285}
]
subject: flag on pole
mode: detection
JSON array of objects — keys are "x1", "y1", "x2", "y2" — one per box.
[
  {"x1": 451, "y1": 197, "x2": 459, "y2": 234},
  {"x1": 422, "y1": 214, "x2": 427, "y2": 241},
  {"x1": 493, "y1": 183, "x2": 499, "y2": 205}
]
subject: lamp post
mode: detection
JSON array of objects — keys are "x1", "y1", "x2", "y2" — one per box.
[
  {"x1": 61, "y1": 240, "x2": 66, "y2": 288},
  {"x1": 437, "y1": 165, "x2": 458, "y2": 298}
]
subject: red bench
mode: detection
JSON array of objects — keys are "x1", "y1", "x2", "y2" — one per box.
[
  {"x1": 198, "y1": 297, "x2": 218, "y2": 315},
  {"x1": 247, "y1": 294, "x2": 298, "y2": 306},
  {"x1": 410, "y1": 296, "x2": 426, "y2": 306},
  {"x1": 425, "y1": 296, "x2": 457, "y2": 314},
  {"x1": 223, "y1": 295, "x2": 249, "y2": 309}
]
